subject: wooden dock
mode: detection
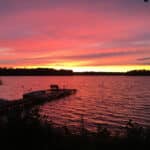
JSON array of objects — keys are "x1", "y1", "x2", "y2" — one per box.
[{"x1": 0, "y1": 88, "x2": 77, "y2": 115}]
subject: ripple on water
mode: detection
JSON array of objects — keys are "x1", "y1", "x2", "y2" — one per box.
[{"x1": 1, "y1": 76, "x2": 150, "y2": 132}]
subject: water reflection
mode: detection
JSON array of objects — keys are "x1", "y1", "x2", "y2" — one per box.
[{"x1": 0, "y1": 76, "x2": 150, "y2": 131}]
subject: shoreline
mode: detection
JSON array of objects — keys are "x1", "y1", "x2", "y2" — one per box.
[{"x1": 0, "y1": 107, "x2": 150, "y2": 150}]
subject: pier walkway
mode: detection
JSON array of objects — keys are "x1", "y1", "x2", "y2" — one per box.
[{"x1": 0, "y1": 87, "x2": 77, "y2": 115}]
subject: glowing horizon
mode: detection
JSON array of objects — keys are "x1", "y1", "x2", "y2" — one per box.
[
  {"x1": 4, "y1": 65, "x2": 150, "y2": 73},
  {"x1": 0, "y1": 0, "x2": 150, "y2": 72}
]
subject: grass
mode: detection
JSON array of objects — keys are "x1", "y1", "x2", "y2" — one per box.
[{"x1": 0, "y1": 107, "x2": 150, "y2": 150}]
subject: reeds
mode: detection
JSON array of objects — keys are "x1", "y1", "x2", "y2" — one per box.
[{"x1": 0, "y1": 108, "x2": 149, "y2": 150}]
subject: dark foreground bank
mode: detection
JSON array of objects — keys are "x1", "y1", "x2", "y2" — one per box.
[{"x1": 0, "y1": 107, "x2": 150, "y2": 150}]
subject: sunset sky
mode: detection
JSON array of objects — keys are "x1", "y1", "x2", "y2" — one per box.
[{"x1": 0, "y1": 0, "x2": 150, "y2": 72}]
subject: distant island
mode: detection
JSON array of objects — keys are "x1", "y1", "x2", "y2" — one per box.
[
  {"x1": 0, "y1": 68, "x2": 150, "y2": 76},
  {"x1": 125, "y1": 70, "x2": 150, "y2": 76},
  {"x1": 0, "y1": 68, "x2": 73, "y2": 76}
]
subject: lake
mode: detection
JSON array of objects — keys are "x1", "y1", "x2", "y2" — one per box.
[{"x1": 0, "y1": 76, "x2": 150, "y2": 132}]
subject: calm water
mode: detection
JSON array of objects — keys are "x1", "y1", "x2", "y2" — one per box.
[{"x1": 0, "y1": 76, "x2": 150, "y2": 132}]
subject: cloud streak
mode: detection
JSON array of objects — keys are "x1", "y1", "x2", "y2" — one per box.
[{"x1": 137, "y1": 57, "x2": 150, "y2": 61}]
